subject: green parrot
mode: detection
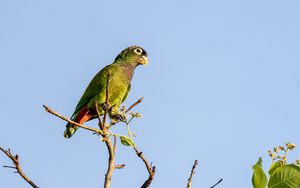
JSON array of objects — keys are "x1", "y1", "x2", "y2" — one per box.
[{"x1": 64, "y1": 45, "x2": 148, "y2": 138}]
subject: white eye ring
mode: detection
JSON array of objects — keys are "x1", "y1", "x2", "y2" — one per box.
[{"x1": 134, "y1": 48, "x2": 143, "y2": 55}]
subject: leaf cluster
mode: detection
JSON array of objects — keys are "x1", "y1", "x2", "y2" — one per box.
[{"x1": 252, "y1": 143, "x2": 300, "y2": 188}]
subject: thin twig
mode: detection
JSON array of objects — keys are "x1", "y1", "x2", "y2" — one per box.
[
  {"x1": 0, "y1": 147, "x2": 39, "y2": 188},
  {"x1": 133, "y1": 146, "x2": 156, "y2": 188},
  {"x1": 210, "y1": 178, "x2": 223, "y2": 188},
  {"x1": 103, "y1": 72, "x2": 111, "y2": 125},
  {"x1": 115, "y1": 164, "x2": 126, "y2": 169},
  {"x1": 43, "y1": 105, "x2": 104, "y2": 135},
  {"x1": 125, "y1": 97, "x2": 144, "y2": 113},
  {"x1": 95, "y1": 102, "x2": 104, "y2": 130},
  {"x1": 3, "y1": 165, "x2": 17, "y2": 169},
  {"x1": 187, "y1": 160, "x2": 198, "y2": 188}
]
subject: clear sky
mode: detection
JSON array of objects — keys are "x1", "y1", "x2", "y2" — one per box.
[{"x1": 0, "y1": 0, "x2": 299, "y2": 187}]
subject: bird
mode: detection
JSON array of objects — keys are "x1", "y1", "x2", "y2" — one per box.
[{"x1": 64, "y1": 45, "x2": 148, "y2": 138}]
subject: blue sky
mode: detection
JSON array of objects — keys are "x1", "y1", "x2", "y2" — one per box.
[{"x1": 0, "y1": 0, "x2": 299, "y2": 187}]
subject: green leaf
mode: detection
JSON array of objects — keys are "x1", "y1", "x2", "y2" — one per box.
[
  {"x1": 268, "y1": 161, "x2": 282, "y2": 176},
  {"x1": 268, "y1": 164, "x2": 300, "y2": 188},
  {"x1": 252, "y1": 157, "x2": 268, "y2": 188},
  {"x1": 120, "y1": 136, "x2": 135, "y2": 147}
]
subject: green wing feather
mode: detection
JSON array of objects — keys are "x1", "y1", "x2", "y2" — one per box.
[
  {"x1": 122, "y1": 84, "x2": 131, "y2": 103},
  {"x1": 72, "y1": 65, "x2": 110, "y2": 118}
]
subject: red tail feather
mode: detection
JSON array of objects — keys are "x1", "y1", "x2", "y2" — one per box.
[{"x1": 75, "y1": 107, "x2": 93, "y2": 125}]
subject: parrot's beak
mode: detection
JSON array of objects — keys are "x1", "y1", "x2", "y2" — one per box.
[{"x1": 139, "y1": 55, "x2": 148, "y2": 66}]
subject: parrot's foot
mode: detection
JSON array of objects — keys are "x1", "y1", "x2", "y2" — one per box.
[{"x1": 111, "y1": 113, "x2": 127, "y2": 123}]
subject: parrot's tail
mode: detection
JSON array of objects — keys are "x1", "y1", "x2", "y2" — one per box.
[
  {"x1": 64, "y1": 107, "x2": 93, "y2": 138},
  {"x1": 64, "y1": 123, "x2": 78, "y2": 138}
]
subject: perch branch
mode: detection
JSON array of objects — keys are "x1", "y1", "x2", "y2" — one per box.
[
  {"x1": 187, "y1": 160, "x2": 198, "y2": 188},
  {"x1": 92, "y1": 72, "x2": 116, "y2": 188},
  {"x1": 103, "y1": 137, "x2": 115, "y2": 188},
  {"x1": 0, "y1": 147, "x2": 39, "y2": 188},
  {"x1": 43, "y1": 105, "x2": 104, "y2": 135},
  {"x1": 133, "y1": 146, "x2": 156, "y2": 188}
]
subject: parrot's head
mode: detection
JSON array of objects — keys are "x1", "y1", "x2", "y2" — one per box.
[{"x1": 118, "y1": 46, "x2": 148, "y2": 66}]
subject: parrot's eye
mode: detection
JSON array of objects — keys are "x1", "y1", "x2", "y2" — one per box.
[{"x1": 134, "y1": 48, "x2": 143, "y2": 55}]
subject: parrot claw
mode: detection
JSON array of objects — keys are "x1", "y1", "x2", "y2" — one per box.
[{"x1": 111, "y1": 113, "x2": 127, "y2": 122}]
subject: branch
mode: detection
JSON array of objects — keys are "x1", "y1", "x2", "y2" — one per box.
[
  {"x1": 0, "y1": 147, "x2": 39, "y2": 188},
  {"x1": 103, "y1": 137, "x2": 115, "y2": 188},
  {"x1": 92, "y1": 72, "x2": 116, "y2": 188},
  {"x1": 210, "y1": 178, "x2": 223, "y2": 188},
  {"x1": 124, "y1": 97, "x2": 155, "y2": 187},
  {"x1": 133, "y1": 146, "x2": 156, "y2": 188},
  {"x1": 187, "y1": 160, "x2": 198, "y2": 188},
  {"x1": 125, "y1": 97, "x2": 144, "y2": 114},
  {"x1": 44, "y1": 71, "x2": 147, "y2": 188},
  {"x1": 44, "y1": 100, "x2": 115, "y2": 188},
  {"x1": 43, "y1": 105, "x2": 104, "y2": 135}
]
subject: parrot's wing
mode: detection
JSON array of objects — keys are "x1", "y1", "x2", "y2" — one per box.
[
  {"x1": 121, "y1": 84, "x2": 131, "y2": 104},
  {"x1": 72, "y1": 65, "x2": 111, "y2": 117}
]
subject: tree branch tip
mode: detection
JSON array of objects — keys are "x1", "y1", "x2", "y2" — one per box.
[
  {"x1": 0, "y1": 146, "x2": 40, "y2": 188},
  {"x1": 151, "y1": 166, "x2": 156, "y2": 173},
  {"x1": 187, "y1": 159, "x2": 199, "y2": 188},
  {"x1": 42, "y1": 105, "x2": 49, "y2": 111},
  {"x1": 3, "y1": 166, "x2": 16, "y2": 169},
  {"x1": 210, "y1": 178, "x2": 223, "y2": 188},
  {"x1": 115, "y1": 164, "x2": 126, "y2": 169},
  {"x1": 125, "y1": 97, "x2": 145, "y2": 113}
]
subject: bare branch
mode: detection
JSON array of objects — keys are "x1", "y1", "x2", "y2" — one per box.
[
  {"x1": 125, "y1": 97, "x2": 144, "y2": 114},
  {"x1": 0, "y1": 147, "x2": 39, "y2": 188},
  {"x1": 210, "y1": 178, "x2": 223, "y2": 188},
  {"x1": 141, "y1": 166, "x2": 156, "y2": 188},
  {"x1": 43, "y1": 105, "x2": 104, "y2": 135},
  {"x1": 133, "y1": 146, "x2": 156, "y2": 188},
  {"x1": 101, "y1": 72, "x2": 116, "y2": 188},
  {"x1": 103, "y1": 137, "x2": 115, "y2": 188},
  {"x1": 187, "y1": 160, "x2": 198, "y2": 188}
]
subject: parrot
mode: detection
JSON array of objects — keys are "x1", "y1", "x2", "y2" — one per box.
[{"x1": 64, "y1": 45, "x2": 148, "y2": 138}]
